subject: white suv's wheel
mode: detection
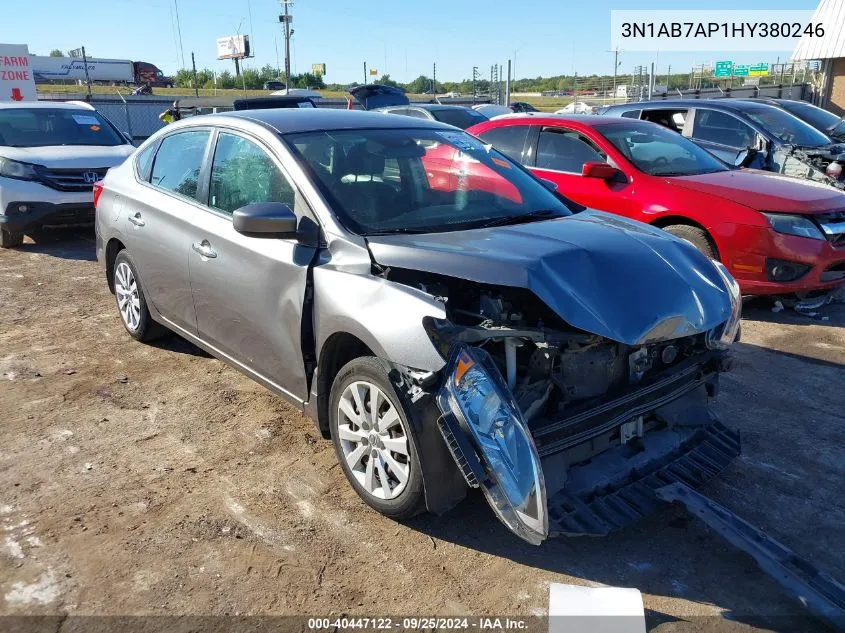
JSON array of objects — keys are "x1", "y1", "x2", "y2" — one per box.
[
  {"x1": 0, "y1": 228, "x2": 24, "y2": 248},
  {"x1": 329, "y1": 357, "x2": 424, "y2": 518}
]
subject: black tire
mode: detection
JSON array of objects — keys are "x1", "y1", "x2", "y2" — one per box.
[
  {"x1": 0, "y1": 228, "x2": 24, "y2": 248},
  {"x1": 112, "y1": 250, "x2": 167, "y2": 342},
  {"x1": 329, "y1": 356, "x2": 425, "y2": 519},
  {"x1": 663, "y1": 224, "x2": 719, "y2": 260}
]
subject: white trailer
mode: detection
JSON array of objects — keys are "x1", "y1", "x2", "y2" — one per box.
[{"x1": 29, "y1": 55, "x2": 134, "y2": 84}]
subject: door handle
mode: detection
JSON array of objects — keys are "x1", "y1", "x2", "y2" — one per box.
[
  {"x1": 192, "y1": 240, "x2": 217, "y2": 259},
  {"x1": 128, "y1": 213, "x2": 145, "y2": 227}
]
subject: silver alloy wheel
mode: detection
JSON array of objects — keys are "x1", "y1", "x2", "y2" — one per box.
[
  {"x1": 337, "y1": 380, "x2": 410, "y2": 500},
  {"x1": 114, "y1": 261, "x2": 141, "y2": 332}
]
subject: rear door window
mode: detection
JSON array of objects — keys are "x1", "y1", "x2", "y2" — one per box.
[
  {"x1": 476, "y1": 126, "x2": 530, "y2": 162},
  {"x1": 692, "y1": 110, "x2": 755, "y2": 148},
  {"x1": 150, "y1": 130, "x2": 210, "y2": 200},
  {"x1": 641, "y1": 108, "x2": 689, "y2": 132},
  {"x1": 209, "y1": 132, "x2": 295, "y2": 214},
  {"x1": 536, "y1": 128, "x2": 607, "y2": 173}
]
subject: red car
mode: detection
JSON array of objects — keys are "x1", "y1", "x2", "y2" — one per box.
[{"x1": 466, "y1": 115, "x2": 845, "y2": 295}]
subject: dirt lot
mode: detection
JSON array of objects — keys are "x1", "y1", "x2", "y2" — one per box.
[{"x1": 1, "y1": 230, "x2": 843, "y2": 632}]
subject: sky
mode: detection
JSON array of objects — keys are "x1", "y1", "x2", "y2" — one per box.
[{"x1": 5, "y1": 0, "x2": 820, "y2": 83}]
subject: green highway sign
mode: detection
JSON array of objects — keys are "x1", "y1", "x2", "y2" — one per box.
[
  {"x1": 749, "y1": 63, "x2": 769, "y2": 77},
  {"x1": 714, "y1": 61, "x2": 733, "y2": 78},
  {"x1": 733, "y1": 65, "x2": 750, "y2": 77}
]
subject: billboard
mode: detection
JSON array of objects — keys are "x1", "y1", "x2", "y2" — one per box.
[
  {"x1": 217, "y1": 35, "x2": 250, "y2": 60},
  {"x1": 311, "y1": 63, "x2": 326, "y2": 76}
]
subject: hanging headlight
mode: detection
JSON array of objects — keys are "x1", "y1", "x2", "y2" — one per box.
[{"x1": 437, "y1": 345, "x2": 548, "y2": 545}]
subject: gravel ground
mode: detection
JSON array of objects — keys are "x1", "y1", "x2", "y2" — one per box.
[{"x1": 1, "y1": 229, "x2": 843, "y2": 632}]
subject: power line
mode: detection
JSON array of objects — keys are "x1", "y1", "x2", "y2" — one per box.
[{"x1": 173, "y1": 0, "x2": 186, "y2": 69}]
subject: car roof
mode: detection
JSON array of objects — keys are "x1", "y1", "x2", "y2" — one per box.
[
  {"x1": 0, "y1": 101, "x2": 96, "y2": 110},
  {"x1": 604, "y1": 99, "x2": 784, "y2": 114},
  {"x1": 484, "y1": 113, "x2": 648, "y2": 128},
  {"x1": 215, "y1": 108, "x2": 455, "y2": 133},
  {"x1": 387, "y1": 103, "x2": 474, "y2": 111}
]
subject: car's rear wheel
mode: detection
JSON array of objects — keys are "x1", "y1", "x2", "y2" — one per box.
[
  {"x1": 0, "y1": 228, "x2": 24, "y2": 248},
  {"x1": 329, "y1": 357, "x2": 424, "y2": 519},
  {"x1": 663, "y1": 224, "x2": 718, "y2": 260},
  {"x1": 113, "y1": 251, "x2": 166, "y2": 342}
]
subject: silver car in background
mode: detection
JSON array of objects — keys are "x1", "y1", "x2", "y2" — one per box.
[{"x1": 95, "y1": 109, "x2": 741, "y2": 544}]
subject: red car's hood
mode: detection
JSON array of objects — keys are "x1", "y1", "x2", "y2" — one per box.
[{"x1": 665, "y1": 169, "x2": 845, "y2": 214}]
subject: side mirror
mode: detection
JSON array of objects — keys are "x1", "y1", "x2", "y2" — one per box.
[
  {"x1": 233, "y1": 202, "x2": 298, "y2": 238},
  {"x1": 539, "y1": 178, "x2": 558, "y2": 192},
  {"x1": 582, "y1": 161, "x2": 622, "y2": 181},
  {"x1": 734, "y1": 147, "x2": 757, "y2": 168}
]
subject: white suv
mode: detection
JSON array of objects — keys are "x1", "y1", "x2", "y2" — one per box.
[{"x1": 0, "y1": 101, "x2": 135, "y2": 247}]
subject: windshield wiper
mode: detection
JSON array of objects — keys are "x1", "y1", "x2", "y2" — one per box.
[
  {"x1": 365, "y1": 227, "x2": 433, "y2": 236},
  {"x1": 476, "y1": 209, "x2": 561, "y2": 229}
]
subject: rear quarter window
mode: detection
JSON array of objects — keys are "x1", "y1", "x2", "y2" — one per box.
[{"x1": 134, "y1": 143, "x2": 156, "y2": 182}]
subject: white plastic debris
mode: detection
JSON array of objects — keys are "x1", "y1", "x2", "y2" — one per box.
[
  {"x1": 771, "y1": 300, "x2": 784, "y2": 313},
  {"x1": 548, "y1": 583, "x2": 646, "y2": 633}
]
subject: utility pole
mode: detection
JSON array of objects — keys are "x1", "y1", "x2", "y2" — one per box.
[
  {"x1": 363, "y1": 62, "x2": 367, "y2": 86},
  {"x1": 432, "y1": 62, "x2": 436, "y2": 94},
  {"x1": 649, "y1": 62, "x2": 655, "y2": 100},
  {"x1": 472, "y1": 66, "x2": 478, "y2": 104},
  {"x1": 80, "y1": 47, "x2": 92, "y2": 101},
  {"x1": 279, "y1": 0, "x2": 292, "y2": 90},
  {"x1": 191, "y1": 52, "x2": 199, "y2": 97},
  {"x1": 505, "y1": 59, "x2": 511, "y2": 107},
  {"x1": 608, "y1": 47, "x2": 621, "y2": 100}
]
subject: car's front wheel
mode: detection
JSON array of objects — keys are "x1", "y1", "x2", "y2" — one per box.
[
  {"x1": 663, "y1": 224, "x2": 718, "y2": 260},
  {"x1": 329, "y1": 357, "x2": 425, "y2": 519}
]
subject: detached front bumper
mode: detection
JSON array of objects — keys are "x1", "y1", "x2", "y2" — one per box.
[{"x1": 548, "y1": 421, "x2": 740, "y2": 536}]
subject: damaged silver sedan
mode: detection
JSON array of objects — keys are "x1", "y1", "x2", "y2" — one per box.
[{"x1": 96, "y1": 109, "x2": 742, "y2": 544}]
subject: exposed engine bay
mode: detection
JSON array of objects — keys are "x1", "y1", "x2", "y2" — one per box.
[
  {"x1": 777, "y1": 145, "x2": 845, "y2": 189},
  {"x1": 381, "y1": 265, "x2": 736, "y2": 533}
]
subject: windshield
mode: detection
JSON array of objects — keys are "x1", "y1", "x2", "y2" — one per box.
[
  {"x1": 0, "y1": 108, "x2": 126, "y2": 148},
  {"x1": 430, "y1": 109, "x2": 488, "y2": 130},
  {"x1": 779, "y1": 100, "x2": 841, "y2": 133},
  {"x1": 287, "y1": 128, "x2": 572, "y2": 235},
  {"x1": 601, "y1": 122, "x2": 729, "y2": 176},
  {"x1": 742, "y1": 105, "x2": 831, "y2": 147}
]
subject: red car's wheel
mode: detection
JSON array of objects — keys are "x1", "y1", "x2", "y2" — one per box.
[{"x1": 664, "y1": 224, "x2": 719, "y2": 261}]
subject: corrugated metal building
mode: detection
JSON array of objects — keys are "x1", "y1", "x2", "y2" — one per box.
[{"x1": 793, "y1": 0, "x2": 845, "y2": 114}]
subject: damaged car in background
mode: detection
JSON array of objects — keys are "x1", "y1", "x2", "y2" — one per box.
[
  {"x1": 600, "y1": 98, "x2": 845, "y2": 191},
  {"x1": 95, "y1": 109, "x2": 741, "y2": 545}
]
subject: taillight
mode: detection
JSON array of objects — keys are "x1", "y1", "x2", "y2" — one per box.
[{"x1": 93, "y1": 181, "x2": 104, "y2": 208}]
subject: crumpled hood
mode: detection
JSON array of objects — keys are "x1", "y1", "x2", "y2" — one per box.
[
  {"x1": 0, "y1": 145, "x2": 134, "y2": 168},
  {"x1": 667, "y1": 169, "x2": 845, "y2": 214},
  {"x1": 367, "y1": 211, "x2": 734, "y2": 345}
]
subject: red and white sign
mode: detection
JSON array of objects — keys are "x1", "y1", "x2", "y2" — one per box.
[{"x1": 0, "y1": 44, "x2": 37, "y2": 102}]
